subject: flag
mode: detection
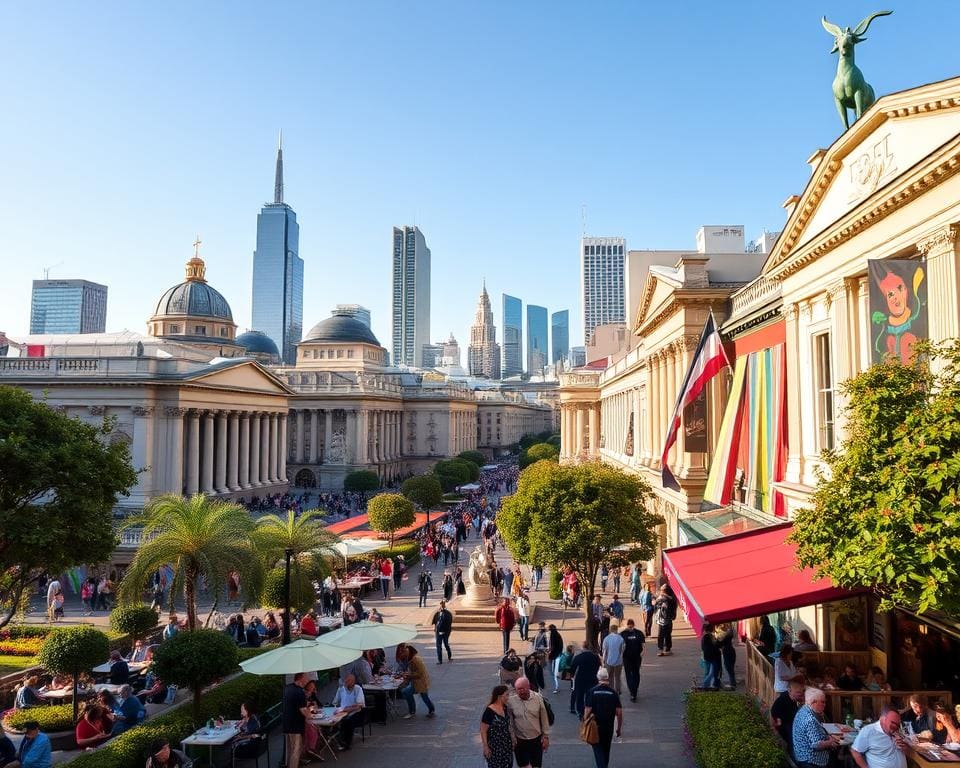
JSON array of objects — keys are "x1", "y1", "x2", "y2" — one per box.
[{"x1": 661, "y1": 314, "x2": 730, "y2": 490}]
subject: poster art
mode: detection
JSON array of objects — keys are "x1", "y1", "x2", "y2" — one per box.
[{"x1": 867, "y1": 258, "x2": 927, "y2": 365}]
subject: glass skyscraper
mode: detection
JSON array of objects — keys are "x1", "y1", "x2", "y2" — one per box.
[
  {"x1": 527, "y1": 304, "x2": 548, "y2": 374},
  {"x1": 551, "y1": 309, "x2": 569, "y2": 364},
  {"x1": 251, "y1": 135, "x2": 303, "y2": 364},
  {"x1": 30, "y1": 279, "x2": 107, "y2": 334},
  {"x1": 391, "y1": 226, "x2": 431, "y2": 367},
  {"x1": 581, "y1": 236, "x2": 626, "y2": 345},
  {"x1": 502, "y1": 294, "x2": 523, "y2": 377}
]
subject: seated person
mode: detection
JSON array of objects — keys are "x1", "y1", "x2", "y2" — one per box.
[
  {"x1": 244, "y1": 621, "x2": 262, "y2": 648},
  {"x1": 932, "y1": 703, "x2": 960, "y2": 746},
  {"x1": 902, "y1": 694, "x2": 934, "y2": 735},
  {"x1": 770, "y1": 675, "x2": 806, "y2": 752},
  {"x1": 136, "y1": 675, "x2": 168, "y2": 705},
  {"x1": 232, "y1": 701, "x2": 262, "y2": 759},
  {"x1": 299, "y1": 610, "x2": 318, "y2": 638},
  {"x1": 14, "y1": 676, "x2": 43, "y2": 709},
  {"x1": 303, "y1": 679, "x2": 322, "y2": 709},
  {"x1": 145, "y1": 737, "x2": 186, "y2": 768},
  {"x1": 0, "y1": 731, "x2": 15, "y2": 767},
  {"x1": 331, "y1": 674, "x2": 366, "y2": 752},
  {"x1": 111, "y1": 684, "x2": 146, "y2": 736},
  {"x1": 263, "y1": 613, "x2": 280, "y2": 641},
  {"x1": 836, "y1": 664, "x2": 864, "y2": 691},
  {"x1": 96, "y1": 690, "x2": 118, "y2": 731},
  {"x1": 75, "y1": 704, "x2": 112, "y2": 749},
  {"x1": 793, "y1": 629, "x2": 819, "y2": 652},
  {"x1": 302, "y1": 681, "x2": 326, "y2": 761},
  {"x1": 45, "y1": 674, "x2": 72, "y2": 692},
  {"x1": 865, "y1": 666, "x2": 891, "y2": 692},
  {"x1": 127, "y1": 640, "x2": 149, "y2": 663},
  {"x1": 108, "y1": 650, "x2": 130, "y2": 685},
  {"x1": 820, "y1": 666, "x2": 838, "y2": 690}
]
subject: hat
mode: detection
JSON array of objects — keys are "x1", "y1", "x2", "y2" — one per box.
[{"x1": 596, "y1": 669, "x2": 609, "y2": 682}]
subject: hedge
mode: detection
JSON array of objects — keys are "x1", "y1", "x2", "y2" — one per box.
[
  {"x1": 346, "y1": 538, "x2": 421, "y2": 569},
  {"x1": 548, "y1": 569, "x2": 562, "y2": 600},
  {"x1": 685, "y1": 691, "x2": 786, "y2": 768},
  {"x1": 4, "y1": 703, "x2": 75, "y2": 733}
]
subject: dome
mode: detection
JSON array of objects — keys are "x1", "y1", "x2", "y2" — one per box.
[
  {"x1": 236, "y1": 330, "x2": 280, "y2": 357},
  {"x1": 304, "y1": 314, "x2": 381, "y2": 346},
  {"x1": 153, "y1": 255, "x2": 233, "y2": 321}
]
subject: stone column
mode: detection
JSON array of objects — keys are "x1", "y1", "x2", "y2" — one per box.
[
  {"x1": 633, "y1": 387, "x2": 642, "y2": 463},
  {"x1": 227, "y1": 413, "x2": 240, "y2": 491},
  {"x1": 164, "y1": 407, "x2": 185, "y2": 495},
  {"x1": 588, "y1": 405, "x2": 599, "y2": 456},
  {"x1": 214, "y1": 411, "x2": 228, "y2": 493},
  {"x1": 574, "y1": 406, "x2": 585, "y2": 457},
  {"x1": 348, "y1": 410, "x2": 360, "y2": 464},
  {"x1": 309, "y1": 410, "x2": 319, "y2": 464},
  {"x1": 186, "y1": 411, "x2": 200, "y2": 495},
  {"x1": 827, "y1": 281, "x2": 852, "y2": 442},
  {"x1": 259, "y1": 414, "x2": 270, "y2": 485},
  {"x1": 673, "y1": 341, "x2": 687, "y2": 461},
  {"x1": 279, "y1": 414, "x2": 288, "y2": 484},
  {"x1": 323, "y1": 410, "x2": 333, "y2": 464},
  {"x1": 295, "y1": 410, "x2": 305, "y2": 463},
  {"x1": 666, "y1": 348, "x2": 678, "y2": 467},
  {"x1": 238, "y1": 414, "x2": 250, "y2": 490},
  {"x1": 648, "y1": 356, "x2": 659, "y2": 466},
  {"x1": 919, "y1": 224, "x2": 960, "y2": 343},
  {"x1": 268, "y1": 413, "x2": 278, "y2": 483},
  {"x1": 201, "y1": 411, "x2": 215, "y2": 494},
  {"x1": 250, "y1": 413, "x2": 262, "y2": 487}
]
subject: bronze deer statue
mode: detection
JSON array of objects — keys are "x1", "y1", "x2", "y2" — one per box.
[{"x1": 821, "y1": 10, "x2": 892, "y2": 130}]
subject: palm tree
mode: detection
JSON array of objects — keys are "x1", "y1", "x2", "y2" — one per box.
[
  {"x1": 118, "y1": 494, "x2": 264, "y2": 630},
  {"x1": 251, "y1": 508, "x2": 340, "y2": 574}
]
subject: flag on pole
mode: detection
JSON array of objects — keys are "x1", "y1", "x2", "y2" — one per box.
[{"x1": 661, "y1": 313, "x2": 730, "y2": 490}]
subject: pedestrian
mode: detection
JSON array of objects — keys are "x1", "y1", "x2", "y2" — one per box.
[
  {"x1": 601, "y1": 622, "x2": 625, "y2": 694},
  {"x1": 516, "y1": 591, "x2": 531, "y2": 641},
  {"x1": 700, "y1": 623, "x2": 722, "y2": 690},
  {"x1": 532, "y1": 566, "x2": 543, "y2": 591},
  {"x1": 547, "y1": 624, "x2": 564, "y2": 693},
  {"x1": 612, "y1": 567, "x2": 621, "y2": 595},
  {"x1": 379, "y1": 557, "x2": 392, "y2": 599},
  {"x1": 641, "y1": 582, "x2": 655, "y2": 636},
  {"x1": 431, "y1": 599, "x2": 453, "y2": 664},
  {"x1": 630, "y1": 564, "x2": 642, "y2": 604},
  {"x1": 417, "y1": 570, "x2": 433, "y2": 608},
  {"x1": 532, "y1": 621, "x2": 549, "y2": 655},
  {"x1": 281, "y1": 673, "x2": 309, "y2": 768},
  {"x1": 523, "y1": 651, "x2": 546, "y2": 693},
  {"x1": 584, "y1": 668, "x2": 623, "y2": 768},
  {"x1": 45, "y1": 578, "x2": 61, "y2": 623},
  {"x1": 480, "y1": 685, "x2": 513, "y2": 768},
  {"x1": 569, "y1": 640, "x2": 601, "y2": 719},
  {"x1": 399, "y1": 646, "x2": 436, "y2": 719},
  {"x1": 654, "y1": 585, "x2": 677, "y2": 656},
  {"x1": 393, "y1": 555, "x2": 405, "y2": 591},
  {"x1": 506, "y1": 677, "x2": 550, "y2": 768},
  {"x1": 607, "y1": 594, "x2": 624, "y2": 622},
  {"x1": 620, "y1": 618, "x2": 645, "y2": 702},
  {"x1": 442, "y1": 571, "x2": 454, "y2": 601},
  {"x1": 495, "y1": 597, "x2": 516, "y2": 655},
  {"x1": 718, "y1": 623, "x2": 737, "y2": 689},
  {"x1": 599, "y1": 564, "x2": 609, "y2": 593}
]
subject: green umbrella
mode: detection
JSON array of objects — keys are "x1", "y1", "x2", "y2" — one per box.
[
  {"x1": 239, "y1": 639, "x2": 361, "y2": 675},
  {"x1": 317, "y1": 620, "x2": 418, "y2": 650}
]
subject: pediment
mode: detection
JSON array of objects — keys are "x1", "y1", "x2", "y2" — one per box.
[
  {"x1": 764, "y1": 77, "x2": 960, "y2": 277},
  {"x1": 186, "y1": 360, "x2": 291, "y2": 394},
  {"x1": 633, "y1": 269, "x2": 681, "y2": 333}
]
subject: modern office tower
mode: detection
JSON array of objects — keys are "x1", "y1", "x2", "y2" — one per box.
[
  {"x1": 468, "y1": 284, "x2": 501, "y2": 379},
  {"x1": 551, "y1": 310, "x2": 569, "y2": 364},
  {"x1": 441, "y1": 333, "x2": 461, "y2": 367},
  {"x1": 501, "y1": 293, "x2": 523, "y2": 377},
  {"x1": 252, "y1": 133, "x2": 303, "y2": 364},
  {"x1": 421, "y1": 343, "x2": 443, "y2": 368},
  {"x1": 581, "y1": 236, "x2": 626, "y2": 345},
  {"x1": 333, "y1": 304, "x2": 371, "y2": 328},
  {"x1": 526, "y1": 304, "x2": 548, "y2": 374},
  {"x1": 30, "y1": 279, "x2": 107, "y2": 334},
  {"x1": 391, "y1": 226, "x2": 431, "y2": 367},
  {"x1": 570, "y1": 346, "x2": 587, "y2": 367}
]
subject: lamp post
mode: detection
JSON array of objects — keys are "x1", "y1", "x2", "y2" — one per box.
[{"x1": 282, "y1": 547, "x2": 293, "y2": 645}]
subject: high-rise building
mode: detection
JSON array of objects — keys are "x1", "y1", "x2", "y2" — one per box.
[
  {"x1": 252, "y1": 133, "x2": 303, "y2": 364},
  {"x1": 441, "y1": 333, "x2": 461, "y2": 367},
  {"x1": 391, "y1": 226, "x2": 431, "y2": 367},
  {"x1": 551, "y1": 310, "x2": 569, "y2": 364},
  {"x1": 421, "y1": 343, "x2": 443, "y2": 368},
  {"x1": 333, "y1": 304, "x2": 371, "y2": 329},
  {"x1": 502, "y1": 294, "x2": 523, "y2": 377},
  {"x1": 526, "y1": 304, "x2": 548, "y2": 374},
  {"x1": 468, "y1": 284, "x2": 501, "y2": 379},
  {"x1": 570, "y1": 346, "x2": 587, "y2": 367},
  {"x1": 581, "y1": 236, "x2": 626, "y2": 345},
  {"x1": 30, "y1": 279, "x2": 108, "y2": 334}
]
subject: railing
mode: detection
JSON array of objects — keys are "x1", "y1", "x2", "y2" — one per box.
[
  {"x1": 746, "y1": 641, "x2": 777, "y2": 711},
  {"x1": 795, "y1": 650, "x2": 875, "y2": 678},
  {"x1": 824, "y1": 689, "x2": 953, "y2": 722},
  {"x1": 559, "y1": 371, "x2": 602, "y2": 388},
  {"x1": 730, "y1": 274, "x2": 782, "y2": 317}
]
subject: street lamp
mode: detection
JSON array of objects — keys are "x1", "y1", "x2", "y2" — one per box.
[{"x1": 282, "y1": 547, "x2": 293, "y2": 646}]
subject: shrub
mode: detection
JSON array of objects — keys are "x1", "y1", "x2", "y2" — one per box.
[
  {"x1": 457, "y1": 450, "x2": 486, "y2": 467},
  {"x1": 37, "y1": 626, "x2": 111, "y2": 719},
  {"x1": 109, "y1": 604, "x2": 159, "y2": 643},
  {"x1": 401, "y1": 475, "x2": 443, "y2": 512},
  {"x1": 519, "y1": 442, "x2": 559, "y2": 469},
  {"x1": 343, "y1": 470, "x2": 380, "y2": 493},
  {"x1": 367, "y1": 493, "x2": 415, "y2": 548},
  {"x1": 261, "y1": 565, "x2": 317, "y2": 613},
  {"x1": 685, "y1": 692, "x2": 786, "y2": 768},
  {"x1": 548, "y1": 569, "x2": 562, "y2": 600},
  {"x1": 151, "y1": 630, "x2": 239, "y2": 724},
  {"x1": 346, "y1": 538, "x2": 420, "y2": 570},
  {"x1": 4, "y1": 703, "x2": 75, "y2": 733}
]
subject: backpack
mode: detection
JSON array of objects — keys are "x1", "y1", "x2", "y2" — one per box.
[{"x1": 542, "y1": 697, "x2": 555, "y2": 726}]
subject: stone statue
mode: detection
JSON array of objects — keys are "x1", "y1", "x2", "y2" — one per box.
[
  {"x1": 327, "y1": 428, "x2": 347, "y2": 464},
  {"x1": 822, "y1": 11, "x2": 892, "y2": 130},
  {"x1": 468, "y1": 545, "x2": 492, "y2": 586}
]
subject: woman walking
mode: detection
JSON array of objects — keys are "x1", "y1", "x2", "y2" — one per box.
[{"x1": 480, "y1": 685, "x2": 513, "y2": 768}]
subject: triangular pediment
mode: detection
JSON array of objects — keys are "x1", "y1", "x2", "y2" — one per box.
[
  {"x1": 185, "y1": 360, "x2": 292, "y2": 394},
  {"x1": 764, "y1": 77, "x2": 960, "y2": 277},
  {"x1": 633, "y1": 267, "x2": 682, "y2": 333}
]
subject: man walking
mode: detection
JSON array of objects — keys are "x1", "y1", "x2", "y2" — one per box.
[
  {"x1": 431, "y1": 600, "x2": 453, "y2": 664},
  {"x1": 281, "y1": 672, "x2": 310, "y2": 768},
  {"x1": 547, "y1": 624, "x2": 564, "y2": 694},
  {"x1": 584, "y1": 669, "x2": 623, "y2": 768},
  {"x1": 640, "y1": 582, "x2": 655, "y2": 635},
  {"x1": 654, "y1": 585, "x2": 677, "y2": 656},
  {"x1": 495, "y1": 597, "x2": 516, "y2": 655},
  {"x1": 569, "y1": 640, "x2": 601, "y2": 719},
  {"x1": 506, "y1": 677, "x2": 550, "y2": 768},
  {"x1": 601, "y1": 622, "x2": 625, "y2": 694},
  {"x1": 417, "y1": 569, "x2": 433, "y2": 608},
  {"x1": 620, "y1": 618, "x2": 645, "y2": 702}
]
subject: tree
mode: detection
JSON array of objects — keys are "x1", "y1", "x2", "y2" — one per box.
[
  {"x1": 498, "y1": 461, "x2": 662, "y2": 645},
  {"x1": 343, "y1": 470, "x2": 380, "y2": 493},
  {"x1": 457, "y1": 450, "x2": 486, "y2": 467},
  {"x1": 367, "y1": 493, "x2": 416, "y2": 549},
  {"x1": 790, "y1": 343, "x2": 960, "y2": 615},
  {"x1": 151, "y1": 629, "x2": 239, "y2": 724},
  {"x1": 109, "y1": 604, "x2": 159, "y2": 643},
  {"x1": 401, "y1": 475, "x2": 444, "y2": 512},
  {"x1": 261, "y1": 566, "x2": 316, "y2": 614},
  {"x1": 118, "y1": 494, "x2": 263, "y2": 630},
  {"x1": 433, "y1": 458, "x2": 479, "y2": 491},
  {"x1": 0, "y1": 386, "x2": 137, "y2": 629},
  {"x1": 37, "y1": 625, "x2": 110, "y2": 720},
  {"x1": 519, "y1": 442, "x2": 559, "y2": 469}
]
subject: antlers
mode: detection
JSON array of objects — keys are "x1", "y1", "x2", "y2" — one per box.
[
  {"x1": 821, "y1": 16, "x2": 842, "y2": 38},
  {"x1": 852, "y1": 10, "x2": 893, "y2": 38}
]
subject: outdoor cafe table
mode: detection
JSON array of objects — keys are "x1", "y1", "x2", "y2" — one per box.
[
  {"x1": 181, "y1": 720, "x2": 240, "y2": 766},
  {"x1": 39, "y1": 688, "x2": 74, "y2": 702},
  {"x1": 907, "y1": 741, "x2": 960, "y2": 765},
  {"x1": 307, "y1": 707, "x2": 349, "y2": 760},
  {"x1": 92, "y1": 660, "x2": 149, "y2": 675},
  {"x1": 336, "y1": 576, "x2": 375, "y2": 591},
  {"x1": 364, "y1": 676, "x2": 403, "y2": 723},
  {"x1": 93, "y1": 683, "x2": 125, "y2": 695}
]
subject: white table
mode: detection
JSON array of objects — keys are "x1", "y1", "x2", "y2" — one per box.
[
  {"x1": 182, "y1": 721, "x2": 240, "y2": 766},
  {"x1": 92, "y1": 660, "x2": 149, "y2": 675},
  {"x1": 93, "y1": 683, "x2": 125, "y2": 695},
  {"x1": 364, "y1": 677, "x2": 402, "y2": 721},
  {"x1": 307, "y1": 708, "x2": 349, "y2": 761},
  {"x1": 39, "y1": 688, "x2": 74, "y2": 701}
]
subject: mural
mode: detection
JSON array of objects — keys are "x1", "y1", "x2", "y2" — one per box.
[{"x1": 868, "y1": 258, "x2": 927, "y2": 364}]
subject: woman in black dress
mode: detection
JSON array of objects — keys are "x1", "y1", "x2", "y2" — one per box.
[
  {"x1": 442, "y1": 572, "x2": 454, "y2": 601},
  {"x1": 480, "y1": 685, "x2": 513, "y2": 768},
  {"x1": 455, "y1": 565, "x2": 466, "y2": 596}
]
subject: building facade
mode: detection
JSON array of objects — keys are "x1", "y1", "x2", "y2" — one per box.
[
  {"x1": 251, "y1": 139, "x2": 303, "y2": 364},
  {"x1": 526, "y1": 304, "x2": 548, "y2": 374},
  {"x1": 391, "y1": 226, "x2": 431, "y2": 367},
  {"x1": 581, "y1": 236, "x2": 626, "y2": 345},
  {"x1": 551, "y1": 309, "x2": 569, "y2": 364},
  {"x1": 333, "y1": 304, "x2": 371, "y2": 328},
  {"x1": 468, "y1": 284, "x2": 501, "y2": 379},
  {"x1": 502, "y1": 293, "x2": 523, "y2": 377},
  {"x1": 30, "y1": 279, "x2": 107, "y2": 334}
]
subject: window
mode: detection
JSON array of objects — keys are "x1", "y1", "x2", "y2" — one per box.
[
  {"x1": 814, "y1": 332, "x2": 835, "y2": 450},
  {"x1": 219, "y1": 327, "x2": 228, "y2": 337},
  {"x1": 194, "y1": 325, "x2": 207, "y2": 335},
  {"x1": 168, "y1": 324, "x2": 181, "y2": 334}
]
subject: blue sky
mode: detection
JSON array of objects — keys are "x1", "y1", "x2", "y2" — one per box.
[{"x1": 1, "y1": 2, "x2": 957, "y2": 352}]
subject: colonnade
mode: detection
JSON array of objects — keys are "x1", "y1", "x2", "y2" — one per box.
[
  {"x1": 559, "y1": 402, "x2": 600, "y2": 460},
  {"x1": 600, "y1": 387, "x2": 643, "y2": 460},
  {"x1": 287, "y1": 407, "x2": 404, "y2": 470},
  {"x1": 449, "y1": 409, "x2": 476, "y2": 455}
]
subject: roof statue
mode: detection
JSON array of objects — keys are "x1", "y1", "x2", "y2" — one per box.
[{"x1": 822, "y1": 11, "x2": 892, "y2": 131}]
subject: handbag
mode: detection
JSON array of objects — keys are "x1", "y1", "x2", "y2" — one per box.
[{"x1": 579, "y1": 712, "x2": 599, "y2": 745}]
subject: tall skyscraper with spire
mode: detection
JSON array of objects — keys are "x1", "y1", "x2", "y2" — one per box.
[
  {"x1": 468, "y1": 283, "x2": 501, "y2": 379},
  {"x1": 252, "y1": 132, "x2": 303, "y2": 364}
]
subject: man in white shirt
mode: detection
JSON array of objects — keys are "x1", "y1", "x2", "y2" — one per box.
[
  {"x1": 851, "y1": 706, "x2": 908, "y2": 768},
  {"x1": 332, "y1": 674, "x2": 366, "y2": 751},
  {"x1": 601, "y1": 621, "x2": 626, "y2": 694}
]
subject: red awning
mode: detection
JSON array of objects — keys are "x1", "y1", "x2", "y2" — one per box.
[
  {"x1": 662, "y1": 522, "x2": 859, "y2": 636},
  {"x1": 325, "y1": 514, "x2": 370, "y2": 535}
]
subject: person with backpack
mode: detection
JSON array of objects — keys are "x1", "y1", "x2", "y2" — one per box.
[
  {"x1": 654, "y1": 584, "x2": 677, "y2": 657},
  {"x1": 431, "y1": 599, "x2": 454, "y2": 664}
]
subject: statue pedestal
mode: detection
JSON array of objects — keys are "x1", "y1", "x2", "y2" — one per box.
[
  {"x1": 460, "y1": 583, "x2": 497, "y2": 608},
  {"x1": 452, "y1": 585, "x2": 498, "y2": 631}
]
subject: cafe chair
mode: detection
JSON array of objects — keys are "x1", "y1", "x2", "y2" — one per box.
[
  {"x1": 357, "y1": 706, "x2": 375, "y2": 741},
  {"x1": 232, "y1": 732, "x2": 269, "y2": 768}
]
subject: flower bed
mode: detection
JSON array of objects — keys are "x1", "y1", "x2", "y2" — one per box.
[
  {"x1": 0, "y1": 637, "x2": 43, "y2": 657},
  {"x1": 685, "y1": 691, "x2": 786, "y2": 768}
]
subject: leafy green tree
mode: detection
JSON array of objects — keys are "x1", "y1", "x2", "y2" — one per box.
[
  {"x1": 118, "y1": 494, "x2": 263, "y2": 630},
  {"x1": 343, "y1": 470, "x2": 380, "y2": 493},
  {"x1": 37, "y1": 625, "x2": 110, "y2": 720},
  {"x1": 109, "y1": 604, "x2": 159, "y2": 643},
  {"x1": 401, "y1": 475, "x2": 444, "y2": 513},
  {"x1": 519, "y1": 442, "x2": 559, "y2": 469},
  {"x1": 367, "y1": 493, "x2": 416, "y2": 548},
  {"x1": 150, "y1": 629, "x2": 239, "y2": 724},
  {"x1": 499, "y1": 461, "x2": 662, "y2": 645},
  {"x1": 457, "y1": 450, "x2": 486, "y2": 467},
  {"x1": 790, "y1": 343, "x2": 960, "y2": 614},
  {"x1": 0, "y1": 387, "x2": 136, "y2": 629},
  {"x1": 261, "y1": 565, "x2": 317, "y2": 614}
]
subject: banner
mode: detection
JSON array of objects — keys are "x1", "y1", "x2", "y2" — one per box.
[{"x1": 868, "y1": 258, "x2": 926, "y2": 364}]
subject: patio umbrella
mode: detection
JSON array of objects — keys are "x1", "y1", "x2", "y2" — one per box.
[
  {"x1": 317, "y1": 620, "x2": 418, "y2": 651},
  {"x1": 239, "y1": 639, "x2": 361, "y2": 675}
]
